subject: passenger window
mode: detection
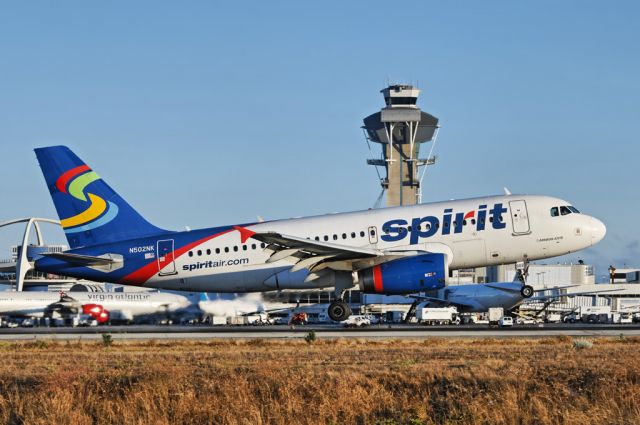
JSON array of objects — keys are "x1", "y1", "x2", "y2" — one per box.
[
  {"x1": 333, "y1": 234, "x2": 338, "y2": 241},
  {"x1": 216, "y1": 248, "x2": 220, "y2": 254},
  {"x1": 360, "y1": 231, "x2": 365, "y2": 237},
  {"x1": 233, "y1": 246, "x2": 238, "y2": 252},
  {"x1": 315, "y1": 237, "x2": 320, "y2": 241},
  {"x1": 206, "y1": 249, "x2": 211, "y2": 255},
  {"x1": 242, "y1": 245, "x2": 247, "y2": 251},
  {"x1": 260, "y1": 243, "x2": 266, "y2": 248},
  {"x1": 324, "y1": 235, "x2": 329, "y2": 241},
  {"x1": 560, "y1": 206, "x2": 572, "y2": 216},
  {"x1": 188, "y1": 251, "x2": 193, "y2": 257},
  {"x1": 351, "y1": 232, "x2": 356, "y2": 238},
  {"x1": 550, "y1": 207, "x2": 559, "y2": 217},
  {"x1": 224, "y1": 247, "x2": 229, "y2": 253},
  {"x1": 342, "y1": 233, "x2": 347, "y2": 239},
  {"x1": 251, "y1": 244, "x2": 256, "y2": 250},
  {"x1": 197, "y1": 250, "x2": 202, "y2": 256}
]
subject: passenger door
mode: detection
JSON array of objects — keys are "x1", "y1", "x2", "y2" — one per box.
[{"x1": 509, "y1": 200, "x2": 531, "y2": 235}]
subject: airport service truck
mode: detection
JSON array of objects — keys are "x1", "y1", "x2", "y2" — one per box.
[
  {"x1": 416, "y1": 307, "x2": 460, "y2": 325},
  {"x1": 564, "y1": 306, "x2": 612, "y2": 324},
  {"x1": 488, "y1": 307, "x2": 504, "y2": 327}
]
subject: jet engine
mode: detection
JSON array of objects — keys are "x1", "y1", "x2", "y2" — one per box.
[
  {"x1": 357, "y1": 253, "x2": 447, "y2": 295},
  {"x1": 82, "y1": 304, "x2": 110, "y2": 324}
]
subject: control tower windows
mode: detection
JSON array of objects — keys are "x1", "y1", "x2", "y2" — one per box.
[{"x1": 386, "y1": 97, "x2": 417, "y2": 106}]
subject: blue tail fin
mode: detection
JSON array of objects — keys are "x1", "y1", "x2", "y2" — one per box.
[{"x1": 34, "y1": 146, "x2": 167, "y2": 249}]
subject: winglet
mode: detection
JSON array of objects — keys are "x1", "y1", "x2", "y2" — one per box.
[{"x1": 234, "y1": 226, "x2": 256, "y2": 243}]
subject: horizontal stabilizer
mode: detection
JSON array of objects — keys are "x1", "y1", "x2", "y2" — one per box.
[{"x1": 41, "y1": 252, "x2": 122, "y2": 267}]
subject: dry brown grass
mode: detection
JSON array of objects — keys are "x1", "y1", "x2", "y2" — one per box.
[{"x1": 0, "y1": 336, "x2": 638, "y2": 424}]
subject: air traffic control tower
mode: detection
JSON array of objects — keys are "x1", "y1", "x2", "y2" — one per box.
[{"x1": 363, "y1": 84, "x2": 439, "y2": 207}]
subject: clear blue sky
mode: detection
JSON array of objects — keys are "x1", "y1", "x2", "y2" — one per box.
[{"x1": 1, "y1": 1, "x2": 638, "y2": 281}]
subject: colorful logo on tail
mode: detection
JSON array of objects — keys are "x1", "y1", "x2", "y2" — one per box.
[{"x1": 55, "y1": 165, "x2": 119, "y2": 233}]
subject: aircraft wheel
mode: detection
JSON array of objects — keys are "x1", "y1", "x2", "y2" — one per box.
[
  {"x1": 328, "y1": 300, "x2": 351, "y2": 322},
  {"x1": 521, "y1": 285, "x2": 534, "y2": 298}
]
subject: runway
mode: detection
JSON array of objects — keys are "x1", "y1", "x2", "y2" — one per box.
[{"x1": 2, "y1": 324, "x2": 640, "y2": 340}]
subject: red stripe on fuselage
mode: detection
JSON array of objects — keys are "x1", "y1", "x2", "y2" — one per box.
[
  {"x1": 373, "y1": 265, "x2": 383, "y2": 293},
  {"x1": 55, "y1": 164, "x2": 91, "y2": 194},
  {"x1": 119, "y1": 229, "x2": 233, "y2": 285}
]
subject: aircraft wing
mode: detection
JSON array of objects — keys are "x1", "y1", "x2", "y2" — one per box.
[
  {"x1": 527, "y1": 288, "x2": 625, "y2": 302},
  {"x1": 41, "y1": 252, "x2": 121, "y2": 267},
  {"x1": 248, "y1": 230, "x2": 391, "y2": 274},
  {"x1": 408, "y1": 294, "x2": 474, "y2": 310},
  {"x1": 251, "y1": 231, "x2": 379, "y2": 259},
  {"x1": 483, "y1": 284, "x2": 522, "y2": 294}
]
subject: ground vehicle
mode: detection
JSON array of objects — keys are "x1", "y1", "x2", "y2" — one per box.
[
  {"x1": 20, "y1": 318, "x2": 35, "y2": 328},
  {"x1": 489, "y1": 307, "x2": 504, "y2": 327},
  {"x1": 515, "y1": 316, "x2": 542, "y2": 325},
  {"x1": 289, "y1": 312, "x2": 308, "y2": 325},
  {"x1": 545, "y1": 313, "x2": 562, "y2": 323},
  {"x1": 343, "y1": 315, "x2": 371, "y2": 327},
  {"x1": 416, "y1": 307, "x2": 460, "y2": 325},
  {"x1": 498, "y1": 316, "x2": 513, "y2": 327}
]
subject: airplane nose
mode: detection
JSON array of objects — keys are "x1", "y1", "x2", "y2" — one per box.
[{"x1": 590, "y1": 217, "x2": 607, "y2": 245}]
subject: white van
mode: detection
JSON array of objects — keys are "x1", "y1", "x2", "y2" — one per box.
[{"x1": 498, "y1": 316, "x2": 514, "y2": 327}]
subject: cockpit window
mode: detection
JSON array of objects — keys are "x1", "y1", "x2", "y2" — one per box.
[
  {"x1": 560, "y1": 206, "x2": 572, "y2": 216},
  {"x1": 568, "y1": 206, "x2": 580, "y2": 214},
  {"x1": 550, "y1": 207, "x2": 559, "y2": 217}
]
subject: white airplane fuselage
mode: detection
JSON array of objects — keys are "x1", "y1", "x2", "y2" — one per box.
[
  {"x1": 136, "y1": 194, "x2": 605, "y2": 293},
  {"x1": 0, "y1": 292, "x2": 190, "y2": 320}
]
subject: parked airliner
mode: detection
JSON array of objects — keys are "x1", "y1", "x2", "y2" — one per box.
[
  {"x1": 413, "y1": 282, "x2": 621, "y2": 313},
  {"x1": 27, "y1": 146, "x2": 605, "y2": 321},
  {"x1": 0, "y1": 291, "x2": 190, "y2": 323}
]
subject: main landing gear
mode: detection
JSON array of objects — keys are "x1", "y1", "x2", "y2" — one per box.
[
  {"x1": 327, "y1": 271, "x2": 354, "y2": 322},
  {"x1": 328, "y1": 299, "x2": 352, "y2": 322}
]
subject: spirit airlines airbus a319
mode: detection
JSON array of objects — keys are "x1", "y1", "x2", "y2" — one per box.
[{"x1": 29, "y1": 146, "x2": 606, "y2": 321}]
